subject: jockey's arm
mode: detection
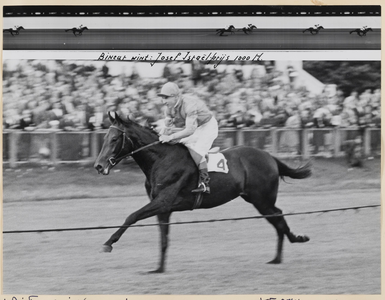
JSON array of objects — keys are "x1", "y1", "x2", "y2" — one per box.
[
  {"x1": 167, "y1": 127, "x2": 185, "y2": 133},
  {"x1": 168, "y1": 114, "x2": 198, "y2": 140}
]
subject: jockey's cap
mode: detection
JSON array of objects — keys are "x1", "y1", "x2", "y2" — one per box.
[{"x1": 158, "y1": 82, "x2": 180, "y2": 97}]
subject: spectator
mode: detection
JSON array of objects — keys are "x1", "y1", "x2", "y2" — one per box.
[
  {"x1": 312, "y1": 104, "x2": 332, "y2": 154},
  {"x1": 280, "y1": 109, "x2": 301, "y2": 150},
  {"x1": 343, "y1": 91, "x2": 358, "y2": 109},
  {"x1": 2, "y1": 60, "x2": 380, "y2": 136},
  {"x1": 89, "y1": 105, "x2": 106, "y2": 130},
  {"x1": 19, "y1": 109, "x2": 35, "y2": 130}
]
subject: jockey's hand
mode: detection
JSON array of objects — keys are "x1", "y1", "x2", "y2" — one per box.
[
  {"x1": 164, "y1": 117, "x2": 173, "y2": 127},
  {"x1": 159, "y1": 135, "x2": 174, "y2": 143}
]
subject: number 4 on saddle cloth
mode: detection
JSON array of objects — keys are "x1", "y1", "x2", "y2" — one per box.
[
  {"x1": 206, "y1": 147, "x2": 229, "y2": 173},
  {"x1": 193, "y1": 148, "x2": 229, "y2": 210}
]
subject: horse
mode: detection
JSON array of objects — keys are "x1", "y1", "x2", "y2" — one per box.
[
  {"x1": 349, "y1": 27, "x2": 373, "y2": 36},
  {"x1": 3, "y1": 26, "x2": 24, "y2": 36},
  {"x1": 238, "y1": 24, "x2": 257, "y2": 34},
  {"x1": 302, "y1": 26, "x2": 324, "y2": 35},
  {"x1": 216, "y1": 25, "x2": 235, "y2": 36},
  {"x1": 94, "y1": 112, "x2": 312, "y2": 273},
  {"x1": 65, "y1": 26, "x2": 88, "y2": 36}
]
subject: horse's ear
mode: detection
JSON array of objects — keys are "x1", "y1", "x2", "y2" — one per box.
[
  {"x1": 108, "y1": 111, "x2": 116, "y2": 124},
  {"x1": 115, "y1": 112, "x2": 124, "y2": 124},
  {"x1": 108, "y1": 111, "x2": 123, "y2": 124}
]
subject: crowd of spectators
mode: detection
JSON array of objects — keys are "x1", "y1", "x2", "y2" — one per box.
[{"x1": 3, "y1": 60, "x2": 381, "y2": 134}]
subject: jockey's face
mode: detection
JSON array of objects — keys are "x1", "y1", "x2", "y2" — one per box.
[{"x1": 161, "y1": 95, "x2": 177, "y2": 107}]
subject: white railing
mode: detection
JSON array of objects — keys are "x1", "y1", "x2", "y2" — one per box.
[{"x1": 2, "y1": 127, "x2": 381, "y2": 167}]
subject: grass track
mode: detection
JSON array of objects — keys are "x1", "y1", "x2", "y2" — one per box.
[{"x1": 2, "y1": 157, "x2": 381, "y2": 295}]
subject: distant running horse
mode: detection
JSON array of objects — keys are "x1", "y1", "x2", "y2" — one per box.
[
  {"x1": 302, "y1": 25, "x2": 324, "y2": 35},
  {"x1": 216, "y1": 25, "x2": 235, "y2": 36},
  {"x1": 3, "y1": 26, "x2": 25, "y2": 36},
  {"x1": 239, "y1": 24, "x2": 257, "y2": 34},
  {"x1": 65, "y1": 26, "x2": 89, "y2": 36},
  {"x1": 350, "y1": 27, "x2": 373, "y2": 36},
  {"x1": 94, "y1": 112, "x2": 312, "y2": 273}
]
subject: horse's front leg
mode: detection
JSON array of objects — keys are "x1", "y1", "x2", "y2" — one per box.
[
  {"x1": 148, "y1": 212, "x2": 171, "y2": 273},
  {"x1": 101, "y1": 197, "x2": 170, "y2": 252}
]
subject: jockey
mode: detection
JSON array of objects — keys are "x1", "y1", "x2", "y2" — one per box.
[
  {"x1": 158, "y1": 82, "x2": 218, "y2": 194},
  {"x1": 361, "y1": 25, "x2": 367, "y2": 31}
]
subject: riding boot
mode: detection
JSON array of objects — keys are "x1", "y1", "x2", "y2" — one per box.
[{"x1": 192, "y1": 168, "x2": 210, "y2": 194}]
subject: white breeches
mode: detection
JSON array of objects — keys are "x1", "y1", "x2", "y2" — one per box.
[{"x1": 180, "y1": 117, "x2": 218, "y2": 160}]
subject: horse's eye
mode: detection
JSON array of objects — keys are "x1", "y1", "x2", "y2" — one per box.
[{"x1": 111, "y1": 138, "x2": 118, "y2": 142}]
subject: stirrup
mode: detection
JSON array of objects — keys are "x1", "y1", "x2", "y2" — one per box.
[{"x1": 192, "y1": 182, "x2": 210, "y2": 194}]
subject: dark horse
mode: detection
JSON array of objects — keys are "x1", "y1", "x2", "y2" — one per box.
[
  {"x1": 302, "y1": 26, "x2": 324, "y2": 35},
  {"x1": 216, "y1": 25, "x2": 235, "y2": 36},
  {"x1": 94, "y1": 112, "x2": 312, "y2": 273},
  {"x1": 65, "y1": 26, "x2": 88, "y2": 36},
  {"x1": 3, "y1": 26, "x2": 25, "y2": 36},
  {"x1": 349, "y1": 27, "x2": 373, "y2": 36},
  {"x1": 238, "y1": 24, "x2": 257, "y2": 34}
]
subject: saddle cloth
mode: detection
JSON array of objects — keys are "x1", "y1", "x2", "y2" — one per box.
[{"x1": 206, "y1": 151, "x2": 229, "y2": 173}]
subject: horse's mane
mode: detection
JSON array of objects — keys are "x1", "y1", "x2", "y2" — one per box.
[
  {"x1": 119, "y1": 117, "x2": 189, "y2": 153},
  {"x1": 119, "y1": 117, "x2": 160, "y2": 141}
]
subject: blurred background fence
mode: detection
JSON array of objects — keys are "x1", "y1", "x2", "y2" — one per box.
[{"x1": 3, "y1": 127, "x2": 380, "y2": 168}]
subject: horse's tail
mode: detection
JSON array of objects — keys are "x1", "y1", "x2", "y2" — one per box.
[{"x1": 274, "y1": 158, "x2": 312, "y2": 180}]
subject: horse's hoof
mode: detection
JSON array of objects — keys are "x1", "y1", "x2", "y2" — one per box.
[
  {"x1": 300, "y1": 235, "x2": 310, "y2": 242},
  {"x1": 267, "y1": 258, "x2": 281, "y2": 264},
  {"x1": 148, "y1": 268, "x2": 164, "y2": 274},
  {"x1": 101, "y1": 244, "x2": 113, "y2": 253}
]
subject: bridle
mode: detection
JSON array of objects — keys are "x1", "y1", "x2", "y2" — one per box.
[{"x1": 108, "y1": 125, "x2": 160, "y2": 166}]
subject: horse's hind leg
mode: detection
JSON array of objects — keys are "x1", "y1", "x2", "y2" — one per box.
[
  {"x1": 259, "y1": 206, "x2": 287, "y2": 264},
  {"x1": 263, "y1": 207, "x2": 309, "y2": 264},
  {"x1": 243, "y1": 195, "x2": 309, "y2": 264}
]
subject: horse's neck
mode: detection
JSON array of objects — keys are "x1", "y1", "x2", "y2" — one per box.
[
  {"x1": 131, "y1": 137, "x2": 166, "y2": 177},
  {"x1": 131, "y1": 129, "x2": 162, "y2": 159}
]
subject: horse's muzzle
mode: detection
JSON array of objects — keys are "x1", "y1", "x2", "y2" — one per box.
[{"x1": 95, "y1": 164, "x2": 110, "y2": 175}]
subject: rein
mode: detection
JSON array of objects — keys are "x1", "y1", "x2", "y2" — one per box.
[{"x1": 108, "y1": 125, "x2": 160, "y2": 165}]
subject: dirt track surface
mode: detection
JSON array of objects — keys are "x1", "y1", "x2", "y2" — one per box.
[{"x1": 2, "y1": 158, "x2": 381, "y2": 295}]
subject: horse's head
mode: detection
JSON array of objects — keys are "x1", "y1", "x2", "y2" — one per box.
[
  {"x1": 94, "y1": 112, "x2": 135, "y2": 175},
  {"x1": 83, "y1": 27, "x2": 89, "y2": 30},
  {"x1": 18, "y1": 26, "x2": 25, "y2": 30},
  {"x1": 319, "y1": 26, "x2": 324, "y2": 29}
]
